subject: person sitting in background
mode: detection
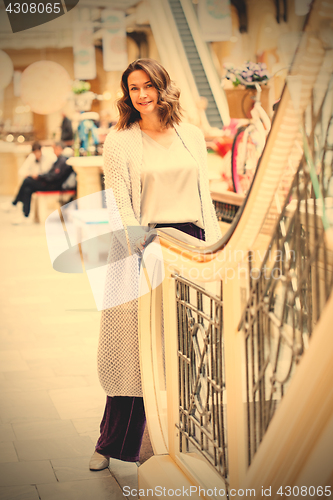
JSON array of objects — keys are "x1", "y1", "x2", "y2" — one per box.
[
  {"x1": 10, "y1": 142, "x2": 74, "y2": 224},
  {"x1": 18, "y1": 141, "x2": 56, "y2": 179}
]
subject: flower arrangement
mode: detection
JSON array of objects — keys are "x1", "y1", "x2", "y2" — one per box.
[
  {"x1": 224, "y1": 61, "x2": 270, "y2": 88},
  {"x1": 72, "y1": 81, "x2": 95, "y2": 111},
  {"x1": 72, "y1": 80, "x2": 91, "y2": 94}
]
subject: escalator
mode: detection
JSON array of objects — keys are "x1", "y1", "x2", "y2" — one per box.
[
  {"x1": 167, "y1": 0, "x2": 223, "y2": 128},
  {"x1": 146, "y1": 0, "x2": 229, "y2": 128}
]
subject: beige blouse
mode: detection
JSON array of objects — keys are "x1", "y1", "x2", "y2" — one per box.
[{"x1": 140, "y1": 131, "x2": 204, "y2": 228}]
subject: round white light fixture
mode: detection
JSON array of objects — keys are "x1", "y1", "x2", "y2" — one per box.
[{"x1": 20, "y1": 61, "x2": 72, "y2": 115}]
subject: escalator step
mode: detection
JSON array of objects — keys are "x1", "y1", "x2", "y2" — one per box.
[
  {"x1": 184, "y1": 49, "x2": 200, "y2": 56},
  {"x1": 191, "y1": 74, "x2": 206, "y2": 79},
  {"x1": 176, "y1": 22, "x2": 191, "y2": 29},
  {"x1": 207, "y1": 112, "x2": 221, "y2": 118},
  {"x1": 183, "y1": 44, "x2": 197, "y2": 51},
  {"x1": 207, "y1": 108, "x2": 221, "y2": 114},
  {"x1": 207, "y1": 112, "x2": 222, "y2": 117},
  {"x1": 170, "y1": 8, "x2": 183, "y2": 13},
  {"x1": 181, "y1": 40, "x2": 194, "y2": 46},
  {"x1": 183, "y1": 44, "x2": 197, "y2": 50},
  {"x1": 193, "y1": 73, "x2": 209, "y2": 80},
  {"x1": 195, "y1": 88, "x2": 212, "y2": 95},
  {"x1": 182, "y1": 36, "x2": 195, "y2": 42},
  {"x1": 189, "y1": 63, "x2": 205, "y2": 69},
  {"x1": 191, "y1": 67, "x2": 207, "y2": 73},
  {"x1": 195, "y1": 84, "x2": 212, "y2": 92},
  {"x1": 174, "y1": 19, "x2": 189, "y2": 26},
  {"x1": 187, "y1": 54, "x2": 202, "y2": 60}
]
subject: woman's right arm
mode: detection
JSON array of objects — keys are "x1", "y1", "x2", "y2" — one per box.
[{"x1": 103, "y1": 131, "x2": 146, "y2": 255}]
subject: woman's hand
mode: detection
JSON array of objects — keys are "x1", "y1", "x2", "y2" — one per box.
[
  {"x1": 136, "y1": 233, "x2": 148, "y2": 253},
  {"x1": 135, "y1": 230, "x2": 157, "y2": 255}
]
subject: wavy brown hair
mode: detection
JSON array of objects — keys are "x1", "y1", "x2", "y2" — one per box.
[{"x1": 116, "y1": 58, "x2": 182, "y2": 130}]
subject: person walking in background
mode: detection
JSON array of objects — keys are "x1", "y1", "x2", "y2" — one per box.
[
  {"x1": 89, "y1": 58, "x2": 221, "y2": 470},
  {"x1": 10, "y1": 142, "x2": 73, "y2": 224}
]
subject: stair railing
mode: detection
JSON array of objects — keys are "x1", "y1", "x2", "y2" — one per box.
[{"x1": 138, "y1": 1, "x2": 333, "y2": 497}]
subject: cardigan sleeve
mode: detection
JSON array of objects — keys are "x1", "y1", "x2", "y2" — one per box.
[{"x1": 103, "y1": 130, "x2": 146, "y2": 255}]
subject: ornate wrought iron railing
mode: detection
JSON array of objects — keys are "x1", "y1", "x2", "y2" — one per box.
[
  {"x1": 240, "y1": 70, "x2": 333, "y2": 464},
  {"x1": 175, "y1": 275, "x2": 227, "y2": 482}
]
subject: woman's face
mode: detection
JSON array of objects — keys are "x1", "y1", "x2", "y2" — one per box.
[{"x1": 127, "y1": 70, "x2": 159, "y2": 117}]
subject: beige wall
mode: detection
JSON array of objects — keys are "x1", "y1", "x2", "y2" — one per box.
[{"x1": 211, "y1": 0, "x2": 306, "y2": 100}]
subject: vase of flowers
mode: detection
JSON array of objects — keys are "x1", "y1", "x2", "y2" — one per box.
[
  {"x1": 72, "y1": 80, "x2": 95, "y2": 112},
  {"x1": 223, "y1": 62, "x2": 271, "y2": 118},
  {"x1": 224, "y1": 61, "x2": 270, "y2": 88}
]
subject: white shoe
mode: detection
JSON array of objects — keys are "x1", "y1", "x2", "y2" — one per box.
[{"x1": 89, "y1": 451, "x2": 109, "y2": 471}]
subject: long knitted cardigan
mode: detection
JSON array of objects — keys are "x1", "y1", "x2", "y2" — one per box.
[{"x1": 98, "y1": 121, "x2": 222, "y2": 397}]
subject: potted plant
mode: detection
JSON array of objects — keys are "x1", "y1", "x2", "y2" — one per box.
[
  {"x1": 72, "y1": 80, "x2": 95, "y2": 112},
  {"x1": 223, "y1": 61, "x2": 271, "y2": 118}
]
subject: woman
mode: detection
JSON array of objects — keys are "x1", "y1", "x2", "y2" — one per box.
[{"x1": 89, "y1": 58, "x2": 221, "y2": 470}]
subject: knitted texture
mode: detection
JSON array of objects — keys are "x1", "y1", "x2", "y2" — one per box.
[{"x1": 98, "y1": 121, "x2": 222, "y2": 397}]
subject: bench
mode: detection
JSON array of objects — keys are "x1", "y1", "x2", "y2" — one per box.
[{"x1": 32, "y1": 190, "x2": 76, "y2": 224}]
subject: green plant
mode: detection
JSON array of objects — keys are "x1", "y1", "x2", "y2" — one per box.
[
  {"x1": 224, "y1": 61, "x2": 270, "y2": 88},
  {"x1": 72, "y1": 80, "x2": 91, "y2": 94}
]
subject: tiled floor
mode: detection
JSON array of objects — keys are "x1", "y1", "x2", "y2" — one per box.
[{"x1": 0, "y1": 197, "x2": 142, "y2": 499}]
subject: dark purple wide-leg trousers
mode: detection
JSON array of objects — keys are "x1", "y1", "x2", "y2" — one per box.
[
  {"x1": 95, "y1": 396, "x2": 146, "y2": 462},
  {"x1": 95, "y1": 223, "x2": 205, "y2": 462}
]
